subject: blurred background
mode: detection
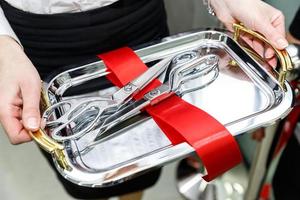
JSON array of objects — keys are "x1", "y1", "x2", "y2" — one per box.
[{"x1": 0, "y1": 0, "x2": 299, "y2": 199}]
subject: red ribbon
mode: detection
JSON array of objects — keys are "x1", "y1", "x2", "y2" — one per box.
[{"x1": 98, "y1": 47, "x2": 242, "y2": 181}]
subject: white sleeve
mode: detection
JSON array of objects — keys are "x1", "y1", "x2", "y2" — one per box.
[{"x1": 0, "y1": 6, "x2": 21, "y2": 45}]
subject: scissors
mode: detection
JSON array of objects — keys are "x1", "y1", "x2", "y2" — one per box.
[
  {"x1": 42, "y1": 57, "x2": 173, "y2": 141},
  {"x1": 90, "y1": 54, "x2": 220, "y2": 144}
]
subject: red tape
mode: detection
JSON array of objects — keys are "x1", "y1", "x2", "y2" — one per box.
[
  {"x1": 99, "y1": 47, "x2": 148, "y2": 88},
  {"x1": 146, "y1": 96, "x2": 242, "y2": 181},
  {"x1": 99, "y1": 47, "x2": 162, "y2": 100},
  {"x1": 98, "y1": 47, "x2": 242, "y2": 181}
]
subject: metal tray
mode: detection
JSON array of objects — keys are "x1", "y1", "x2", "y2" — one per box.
[{"x1": 31, "y1": 25, "x2": 294, "y2": 187}]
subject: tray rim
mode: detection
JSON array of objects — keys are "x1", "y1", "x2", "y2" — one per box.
[{"x1": 43, "y1": 30, "x2": 294, "y2": 187}]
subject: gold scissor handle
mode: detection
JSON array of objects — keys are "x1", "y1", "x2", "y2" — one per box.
[
  {"x1": 232, "y1": 23, "x2": 293, "y2": 89},
  {"x1": 29, "y1": 85, "x2": 71, "y2": 171}
]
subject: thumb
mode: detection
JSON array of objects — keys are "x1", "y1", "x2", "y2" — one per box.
[
  {"x1": 255, "y1": 19, "x2": 288, "y2": 50},
  {"x1": 21, "y1": 79, "x2": 41, "y2": 131}
]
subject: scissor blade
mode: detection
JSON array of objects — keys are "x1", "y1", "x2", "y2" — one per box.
[
  {"x1": 93, "y1": 99, "x2": 148, "y2": 141},
  {"x1": 131, "y1": 58, "x2": 171, "y2": 89},
  {"x1": 111, "y1": 57, "x2": 171, "y2": 103}
]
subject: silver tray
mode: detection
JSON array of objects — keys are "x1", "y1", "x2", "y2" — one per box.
[{"x1": 30, "y1": 25, "x2": 294, "y2": 187}]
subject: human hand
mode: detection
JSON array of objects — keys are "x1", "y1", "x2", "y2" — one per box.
[
  {"x1": 210, "y1": 0, "x2": 288, "y2": 66},
  {"x1": 0, "y1": 36, "x2": 41, "y2": 144}
]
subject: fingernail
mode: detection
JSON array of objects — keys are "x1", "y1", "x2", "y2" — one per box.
[
  {"x1": 276, "y1": 38, "x2": 288, "y2": 49},
  {"x1": 27, "y1": 117, "x2": 39, "y2": 129}
]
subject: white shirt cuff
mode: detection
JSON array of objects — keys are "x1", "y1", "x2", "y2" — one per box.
[{"x1": 0, "y1": 6, "x2": 22, "y2": 46}]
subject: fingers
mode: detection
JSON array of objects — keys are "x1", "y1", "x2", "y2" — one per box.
[
  {"x1": 269, "y1": 7, "x2": 285, "y2": 36},
  {"x1": 261, "y1": 22, "x2": 287, "y2": 50},
  {"x1": 0, "y1": 105, "x2": 32, "y2": 144},
  {"x1": 254, "y1": 12, "x2": 288, "y2": 49},
  {"x1": 20, "y1": 78, "x2": 41, "y2": 131},
  {"x1": 252, "y1": 39, "x2": 264, "y2": 58},
  {"x1": 267, "y1": 57, "x2": 277, "y2": 68},
  {"x1": 215, "y1": 0, "x2": 288, "y2": 50},
  {"x1": 1, "y1": 118, "x2": 32, "y2": 144},
  {"x1": 0, "y1": 36, "x2": 41, "y2": 144},
  {"x1": 265, "y1": 47, "x2": 275, "y2": 59}
]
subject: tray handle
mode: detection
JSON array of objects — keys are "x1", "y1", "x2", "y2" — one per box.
[
  {"x1": 29, "y1": 85, "x2": 71, "y2": 171},
  {"x1": 232, "y1": 23, "x2": 293, "y2": 89}
]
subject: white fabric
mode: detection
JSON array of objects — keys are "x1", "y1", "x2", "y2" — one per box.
[
  {"x1": 0, "y1": 0, "x2": 119, "y2": 44},
  {"x1": 0, "y1": 6, "x2": 20, "y2": 44},
  {"x1": 7, "y1": 0, "x2": 119, "y2": 14}
]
